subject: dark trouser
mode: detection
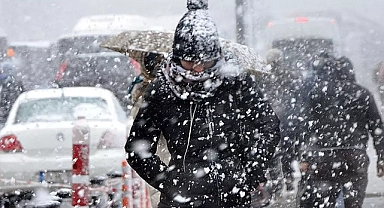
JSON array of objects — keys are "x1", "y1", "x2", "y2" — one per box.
[
  {"x1": 297, "y1": 149, "x2": 369, "y2": 208},
  {"x1": 267, "y1": 155, "x2": 284, "y2": 194},
  {"x1": 157, "y1": 188, "x2": 251, "y2": 208},
  {"x1": 279, "y1": 114, "x2": 300, "y2": 179}
]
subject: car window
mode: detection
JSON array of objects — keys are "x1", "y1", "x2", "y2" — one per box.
[
  {"x1": 65, "y1": 55, "x2": 133, "y2": 77},
  {"x1": 7, "y1": 45, "x2": 52, "y2": 90},
  {"x1": 0, "y1": 37, "x2": 7, "y2": 56},
  {"x1": 110, "y1": 93, "x2": 128, "y2": 123},
  {"x1": 14, "y1": 97, "x2": 112, "y2": 123},
  {"x1": 57, "y1": 35, "x2": 112, "y2": 56},
  {"x1": 60, "y1": 55, "x2": 135, "y2": 88}
]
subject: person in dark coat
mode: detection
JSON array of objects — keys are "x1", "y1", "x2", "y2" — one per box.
[
  {"x1": 373, "y1": 61, "x2": 384, "y2": 106},
  {"x1": 296, "y1": 56, "x2": 384, "y2": 208},
  {"x1": 124, "y1": 0, "x2": 281, "y2": 207},
  {"x1": 261, "y1": 49, "x2": 303, "y2": 192},
  {"x1": 0, "y1": 62, "x2": 24, "y2": 125}
]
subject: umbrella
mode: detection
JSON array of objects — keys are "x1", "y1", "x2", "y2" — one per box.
[
  {"x1": 100, "y1": 30, "x2": 268, "y2": 78},
  {"x1": 100, "y1": 30, "x2": 172, "y2": 79}
]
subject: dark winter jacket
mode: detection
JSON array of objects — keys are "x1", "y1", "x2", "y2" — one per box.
[
  {"x1": 260, "y1": 63, "x2": 301, "y2": 120},
  {"x1": 125, "y1": 72, "x2": 281, "y2": 207},
  {"x1": 0, "y1": 74, "x2": 24, "y2": 124},
  {"x1": 259, "y1": 50, "x2": 302, "y2": 176},
  {"x1": 300, "y1": 57, "x2": 384, "y2": 162}
]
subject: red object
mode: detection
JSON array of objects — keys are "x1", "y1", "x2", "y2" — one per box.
[
  {"x1": 72, "y1": 183, "x2": 89, "y2": 206},
  {"x1": 72, "y1": 144, "x2": 89, "y2": 175},
  {"x1": 72, "y1": 117, "x2": 90, "y2": 207},
  {"x1": 122, "y1": 160, "x2": 133, "y2": 208},
  {"x1": 55, "y1": 62, "x2": 68, "y2": 81},
  {"x1": 0, "y1": 135, "x2": 23, "y2": 152},
  {"x1": 129, "y1": 58, "x2": 141, "y2": 76},
  {"x1": 295, "y1": 17, "x2": 309, "y2": 23}
]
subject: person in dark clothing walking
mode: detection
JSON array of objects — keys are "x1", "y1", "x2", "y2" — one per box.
[
  {"x1": 125, "y1": 0, "x2": 281, "y2": 207},
  {"x1": 0, "y1": 62, "x2": 24, "y2": 126},
  {"x1": 296, "y1": 56, "x2": 384, "y2": 208},
  {"x1": 261, "y1": 49, "x2": 303, "y2": 192},
  {"x1": 373, "y1": 61, "x2": 384, "y2": 106}
]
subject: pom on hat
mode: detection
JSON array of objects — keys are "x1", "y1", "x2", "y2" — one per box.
[{"x1": 187, "y1": 0, "x2": 208, "y2": 10}]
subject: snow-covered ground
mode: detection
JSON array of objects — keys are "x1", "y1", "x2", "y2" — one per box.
[{"x1": 365, "y1": 139, "x2": 384, "y2": 195}]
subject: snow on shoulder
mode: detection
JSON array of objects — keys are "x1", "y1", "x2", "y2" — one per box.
[{"x1": 220, "y1": 40, "x2": 268, "y2": 78}]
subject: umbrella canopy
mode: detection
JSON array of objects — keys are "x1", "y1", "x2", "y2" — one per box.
[
  {"x1": 100, "y1": 30, "x2": 268, "y2": 78},
  {"x1": 101, "y1": 30, "x2": 172, "y2": 79}
]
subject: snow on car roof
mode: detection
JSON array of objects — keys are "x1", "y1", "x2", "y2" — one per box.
[
  {"x1": 269, "y1": 17, "x2": 336, "y2": 24},
  {"x1": 8, "y1": 41, "x2": 52, "y2": 48},
  {"x1": 19, "y1": 87, "x2": 114, "y2": 101},
  {"x1": 73, "y1": 51, "x2": 127, "y2": 58}
]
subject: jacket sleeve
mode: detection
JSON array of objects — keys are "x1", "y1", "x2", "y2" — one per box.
[
  {"x1": 237, "y1": 74, "x2": 281, "y2": 186},
  {"x1": 366, "y1": 92, "x2": 384, "y2": 162},
  {"x1": 125, "y1": 80, "x2": 168, "y2": 191}
]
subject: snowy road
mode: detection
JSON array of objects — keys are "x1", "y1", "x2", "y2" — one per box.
[
  {"x1": 268, "y1": 194, "x2": 384, "y2": 208},
  {"x1": 365, "y1": 140, "x2": 384, "y2": 195}
]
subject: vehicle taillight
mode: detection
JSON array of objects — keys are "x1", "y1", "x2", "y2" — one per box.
[
  {"x1": 55, "y1": 62, "x2": 68, "y2": 81},
  {"x1": 98, "y1": 131, "x2": 119, "y2": 149},
  {"x1": 267, "y1": 22, "x2": 273, "y2": 27},
  {"x1": 0, "y1": 135, "x2": 23, "y2": 153},
  {"x1": 295, "y1": 17, "x2": 308, "y2": 23}
]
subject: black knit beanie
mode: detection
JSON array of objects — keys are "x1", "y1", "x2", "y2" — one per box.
[{"x1": 172, "y1": 0, "x2": 221, "y2": 63}]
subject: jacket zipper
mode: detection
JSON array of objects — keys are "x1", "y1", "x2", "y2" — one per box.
[
  {"x1": 206, "y1": 105, "x2": 221, "y2": 207},
  {"x1": 183, "y1": 102, "x2": 198, "y2": 172}
]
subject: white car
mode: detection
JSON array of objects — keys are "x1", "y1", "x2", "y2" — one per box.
[{"x1": 0, "y1": 87, "x2": 129, "y2": 183}]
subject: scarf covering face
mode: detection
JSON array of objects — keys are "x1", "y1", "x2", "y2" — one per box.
[{"x1": 163, "y1": 59, "x2": 224, "y2": 101}]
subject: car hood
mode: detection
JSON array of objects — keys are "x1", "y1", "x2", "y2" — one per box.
[{"x1": 0, "y1": 120, "x2": 126, "y2": 157}]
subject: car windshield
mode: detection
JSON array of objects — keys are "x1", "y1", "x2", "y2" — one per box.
[{"x1": 14, "y1": 97, "x2": 112, "y2": 123}]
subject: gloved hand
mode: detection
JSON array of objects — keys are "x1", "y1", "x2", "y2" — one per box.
[
  {"x1": 299, "y1": 162, "x2": 309, "y2": 173},
  {"x1": 377, "y1": 160, "x2": 384, "y2": 177},
  {"x1": 250, "y1": 183, "x2": 271, "y2": 208}
]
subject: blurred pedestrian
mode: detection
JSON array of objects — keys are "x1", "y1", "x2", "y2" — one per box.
[
  {"x1": 125, "y1": 0, "x2": 281, "y2": 207},
  {"x1": 373, "y1": 61, "x2": 384, "y2": 107},
  {"x1": 260, "y1": 48, "x2": 302, "y2": 192},
  {"x1": 0, "y1": 62, "x2": 24, "y2": 125},
  {"x1": 297, "y1": 56, "x2": 384, "y2": 208},
  {"x1": 127, "y1": 54, "x2": 171, "y2": 207}
]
